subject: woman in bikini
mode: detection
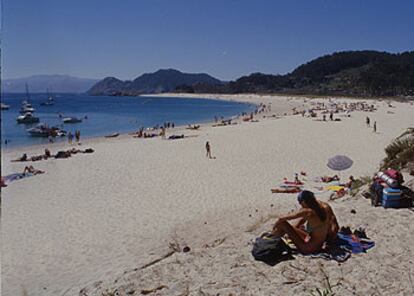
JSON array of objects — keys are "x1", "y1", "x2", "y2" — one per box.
[
  {"x1": 271, "y1": 190, "x2": 339, "y2": 254},
  {"x1": 23, "y1": 166, "x2": 45, "y2": 175}
]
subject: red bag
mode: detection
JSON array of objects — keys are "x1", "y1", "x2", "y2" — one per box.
[{"x1": 385, "y1": 169, "x2": 404, "y2": 185}]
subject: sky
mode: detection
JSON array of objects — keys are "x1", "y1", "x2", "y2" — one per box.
[{"x1": 2, "y1": 0, "x2": 414, "y2": 81}]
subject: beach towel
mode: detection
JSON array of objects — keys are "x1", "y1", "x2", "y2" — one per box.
[
  {"x1": 336, "y1": 233, "x2": 375, "y2": 254},
  {"x1": 3, "y1": 173, "x2": 34, "y2": 184},
  {"x1": 325, "y1": 185, "x2": 345, "y2": 192},
  {"x1": 307, "y1": 245, "x2": 352, "y2": 263},
  {"x1": 279, "y1": 184, "x2": 303, "y2": 188},
  {"x1": 288, "y1": 233, "x2": 374, "y2": 263}
]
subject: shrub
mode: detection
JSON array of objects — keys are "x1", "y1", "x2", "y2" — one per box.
[{"x1": 382, "y1": 128, "x2": 414, "y2": 170}]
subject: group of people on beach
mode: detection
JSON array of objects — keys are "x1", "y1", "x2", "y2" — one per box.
[
  {"x1": 12, "y1": 147, "x2": 94, "y2": 163},
  {"x1": 12, "y1": 149, "x2": 52, "y2": 162},
  {"x1": 67, "y1": 130, "x2": 81, "y2": 144}
]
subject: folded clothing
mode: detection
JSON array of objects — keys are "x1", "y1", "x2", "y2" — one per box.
[{"x1": 336, "y1": 233, "x2": 375, "y2": 254}]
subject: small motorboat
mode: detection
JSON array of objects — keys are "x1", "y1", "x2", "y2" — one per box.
[
  {"x1": 40, "y1": 96, "x2": 54, "y2": 106},
  {"x1": 63, "y1": 117, "x2": 82, "y2": 123},
  {"x1": 27, "y1": 124, "x2": 66, "y2": 137},
  {"x1": 21, "y1": 100, "x2": 31, "y2": 106},
  {"x1": 1, "y1": 103, "x2": 10, "y2": 110},
  {"x1": 17, "y1": 113, "x2": 40, "y2": 124},
  {"x1": 27, "y1": 124, "x2": 50, "y2": 137}
]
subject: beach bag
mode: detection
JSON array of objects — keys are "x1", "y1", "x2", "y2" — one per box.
[
  {"x1": 385, "y1": 169, "x2": 404, "y2": 185},
  {"x1": 252, "y1": 235, "x2": 291, "y2": 264},
  {"x1": 377, "y1": 172, "x2": 399, "y2": 188}
]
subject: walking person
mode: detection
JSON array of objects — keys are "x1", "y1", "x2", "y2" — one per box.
[
  {"x1": 366, "y1": 116, "x2": 370, "y2": 127},
  {"x1": 205, "y1": 141, "x2": 212, "y2": 159},
  {"x1": 373, "y1": 121, "x2": 377, "y2": 133}
]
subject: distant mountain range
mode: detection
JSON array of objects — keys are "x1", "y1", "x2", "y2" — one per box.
[
  {"x1": 6, "y1": 50, "x2": 414, "y2": 97},
  {"x1": 87, "y1": 69, "x2": 222, "y2": 95},
  {"x1": 2, "y1": 75, "x2": 99, "y2": 93},
  {"x1": 178, "y1": 50, "x2": 414, "y2": 97}
]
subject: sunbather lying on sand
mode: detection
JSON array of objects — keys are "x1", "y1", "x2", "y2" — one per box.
[
  {"x1": 168, "y1": 134, "x2": 185, "y2": 140},
  {"x1": 271, "y1": 187, "x2": 301, "y2": 194},
  {"x1": 271, "y1": 190, "x2": 339, "y2": 254},
  {"x1": 186, "y1": 124, "x2": 200, "y2": 130},
  {"x1": 23, "y1": 166, "x2": 45, "y2": 175},
  {"x1": 12, "y1": 153, "x2": 28, "y2": 162},
  {"x1": 321, "y1": 175, "x2": 340, "y2": 182}
]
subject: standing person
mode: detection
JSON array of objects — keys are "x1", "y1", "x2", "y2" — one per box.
[
  {"x1": 205, "y1": 141, "x2": 212, "y2": 159},
  {"x1": 160, "y1": 127, "x2": 166, "y2": 139},
  {"x1": 294, "y1": 173, "x2": 300, "y2": 184},
  {"x1": 68, "y1": 132, "x2": 73, "y2": 144},
  {"x1": 373, "y1": 121, "x2": 377, "y2": 133},
  {"x1": 75, "y1": 130, "x2": 80, "y2": 143},
  {"x1": 329, "y1": 111, "x2": 334, "y2": 121},
  {"x1": 366, "y1": 116, "x2": 370, "y2": 127}
]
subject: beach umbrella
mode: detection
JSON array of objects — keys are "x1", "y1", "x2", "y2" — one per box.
[{"x1": 327, "y1": 155, "x2": 353, "y2": 171}]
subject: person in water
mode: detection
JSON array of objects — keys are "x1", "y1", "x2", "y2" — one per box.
[{"x1": 271, "y1": 190, "x2": 339, "y2": 254}]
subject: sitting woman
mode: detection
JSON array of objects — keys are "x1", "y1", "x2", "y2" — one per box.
[{"x1": 271, "y1": 190, "x2": 339, "y2": 254}]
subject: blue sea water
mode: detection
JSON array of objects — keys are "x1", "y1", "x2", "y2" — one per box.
[{"x1": 1, "y1": 93, "x2": 256, "y2": 148}]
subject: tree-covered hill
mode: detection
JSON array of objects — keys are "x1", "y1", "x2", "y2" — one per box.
[{"x1": 177, "y1": 50, "x2": 414, "y2": 97}]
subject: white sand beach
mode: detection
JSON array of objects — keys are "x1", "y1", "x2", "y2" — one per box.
[{"x1": 2, "y1": 95, "x2": 414, "y2": 296}]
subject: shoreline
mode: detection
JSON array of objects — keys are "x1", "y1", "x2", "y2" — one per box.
[
  {"x1": 4, "y1": 92, "x2": 402, "y2": 153},
  {"x1": 1, "y1": 94, "x2": 260, "y2": 153},
  {"x1": 2, "y1": 94, "x2": 414, "y2": 295},
  {"x1": 1, "y1": 93, "x2": 307, "y2": 156}
]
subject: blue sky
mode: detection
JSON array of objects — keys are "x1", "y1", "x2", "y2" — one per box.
[{"x1": 2, "y1": 0, "x2": 414, "y2": 80}]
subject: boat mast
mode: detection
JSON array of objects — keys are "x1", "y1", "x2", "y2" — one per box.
[{"x1": 25, "y1": 83, "x2": 31, "y2": 100}]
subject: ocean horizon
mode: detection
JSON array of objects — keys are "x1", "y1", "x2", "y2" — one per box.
[{"x1": 1, "y1": 93, "x2": 256, "y2": 148}]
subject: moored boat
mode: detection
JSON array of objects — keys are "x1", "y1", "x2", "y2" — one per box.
[
  {"x1": 1, "y1": 103, "x2": 10, "y2": 110},
  {"x1": 17, "y1": 113, "x2": 40, "y2": 124},
  {"x1": 63, "y1": 117, "x2": 82, "y2": 123},
  {"x1": 19, "y1": 106, "x2": 35, "y2": 114},
  {"x1": 27, "y1": 124, "x2": 66, "y2": 137},
  {"x1": 40, "y1": 90, "x2": 55, "y2": 106}
]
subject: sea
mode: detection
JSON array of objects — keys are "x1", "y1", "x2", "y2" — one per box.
[{"x1": 1, "y1": 93, "x2": 256, "y2": 148}]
